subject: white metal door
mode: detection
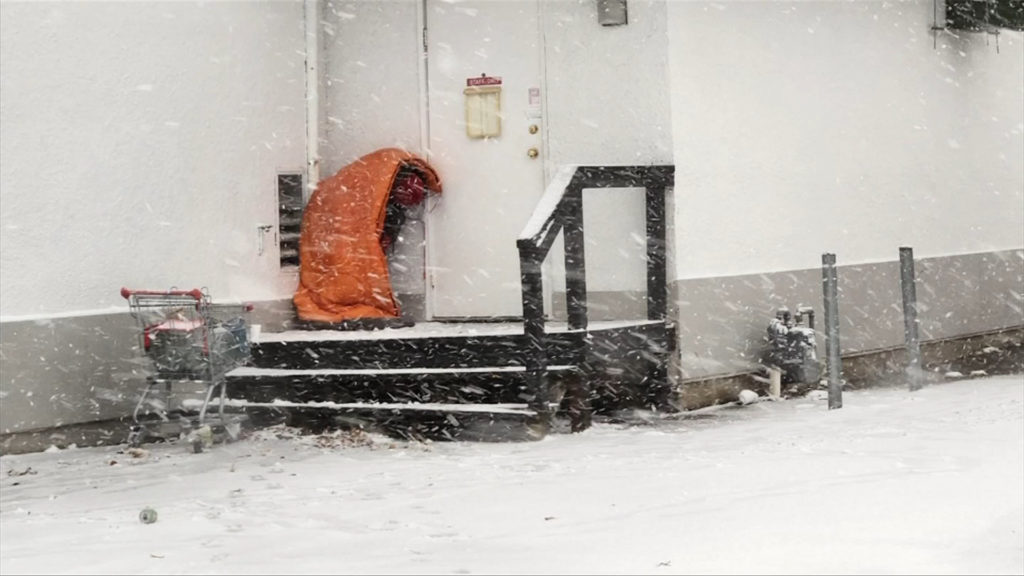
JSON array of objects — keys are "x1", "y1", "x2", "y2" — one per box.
[{"x1": 424, "y1": 0, "x2": 545, "y2": 319}]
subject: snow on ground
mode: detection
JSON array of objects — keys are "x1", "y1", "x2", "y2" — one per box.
[{"x1": 1, "y1": 376, "x2": 1022, "y2": 575}]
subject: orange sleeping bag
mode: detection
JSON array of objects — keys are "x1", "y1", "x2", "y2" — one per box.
[{"x1": 293, "y1": 148, "x2": 441, "y2": 323}]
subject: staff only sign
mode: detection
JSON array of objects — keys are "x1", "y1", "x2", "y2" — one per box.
[
  {"x1": 463, "y1": 74, "x2": 502, "y2": 138},
  {"x1": 467, "y1": 74, "x2": 502, "y2": 87}
]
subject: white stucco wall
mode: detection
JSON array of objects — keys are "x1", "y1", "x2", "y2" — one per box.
[
  {"x1": 0, "y1": 1, "x2": 306, "y2": 319},
  {"x1": 543, "y1": 0, "x2": 674, "y2": 294},
  {"x1": 667, "y1": 0, "x2": 1024, "y2": 281}
]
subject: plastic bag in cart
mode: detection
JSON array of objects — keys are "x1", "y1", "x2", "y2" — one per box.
[
  {"x1": 145, "y1": 317, "x2": 207, "y2": 377},
  {"x1": 208, "y1": 316, "x2": 250, "y2": 370}
]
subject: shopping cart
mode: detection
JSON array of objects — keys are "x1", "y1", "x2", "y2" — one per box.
[{"x1": 120, "y1": 287, "x2": 253, "y2": 452}]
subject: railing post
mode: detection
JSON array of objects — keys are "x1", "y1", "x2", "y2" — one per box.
[
  {"x1": 644, "y1": 180, "x2": 670, "y2": 409},
  {"x1": 900, "y1": 246, "x2": 923, "y2": 391},
  {"x1": 563, "y1": 185, "x2": 588, "y2": 330},
  {"x1": 645, "y1": 185, "x2": 667, "y2": 322},
  {"x1": 519, "y1": 247, "x2": 549, "y2": 417}
]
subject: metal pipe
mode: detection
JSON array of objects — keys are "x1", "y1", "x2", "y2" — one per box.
[
  {"x1": 752, "y1": 366, "x2": 782, "y2": 398},
  {"x1": 900, "y1": 247, "x2": 923, "y2": 391},
  {"x1": 304, "y1": 0, "x2": 321, "y2": 199},
  {"x1": 416, "y1": 0, "x2": 434, "y2": 319},
  {"x1": 822, "y1": 253, "x2": 842, "y2": 409}
]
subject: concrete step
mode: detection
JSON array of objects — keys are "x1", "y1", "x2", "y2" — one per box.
[
  {"x1": 227, "y1": 399, "x2": 553, "y2": 442},
  {"x1": 225, "y1": 364, "x2": 579, "y2": 405},
  {"x1": 246, "y1": 320, "x2": 668, "y2": 370}
]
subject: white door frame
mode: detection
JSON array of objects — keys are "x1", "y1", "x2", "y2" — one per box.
[{"x1": 415, "y1": 0, "x2": 434, "y2": 319}]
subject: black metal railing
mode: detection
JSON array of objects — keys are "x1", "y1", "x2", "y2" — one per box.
[{"x1": 516, "y1": 164, "x2": 675, "y2": 415}]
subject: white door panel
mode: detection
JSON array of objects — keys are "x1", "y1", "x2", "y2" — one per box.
[{"x1": 425, "y1": 0, "x2": 544, "y2": 318}]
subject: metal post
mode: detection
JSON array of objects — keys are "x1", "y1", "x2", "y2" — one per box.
[
  {"x1": 900, "y1": 247, "x2": 923, "y2": 391},
  {"x1": 822, "y1": 253, "x2": 842, "y2": 409}
]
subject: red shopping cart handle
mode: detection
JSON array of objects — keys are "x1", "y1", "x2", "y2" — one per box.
[{"x1": 120, "y1": 287, "x2": 204, "y2": 301}]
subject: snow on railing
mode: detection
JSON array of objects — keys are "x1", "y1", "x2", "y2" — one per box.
[{"x1": 518, "y1": 163, "x2": 579, "y2": 245}]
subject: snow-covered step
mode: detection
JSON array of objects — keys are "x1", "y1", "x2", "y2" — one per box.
[
  {"x1": 227, "y1": 365, "x2": 579, "y2": 377},
  {"x1": 223, "y1": 319, "x2": 674, "y2": 441},
  {"x1": 249, "y1": 330, "x2": 580, "y2": 370},
  {"x1": 226, "y1": 364, "x2": 580, "y2": 406},
  {"x1": 221, "y1": 399, "x2": 552, "y2": 442},
  {"x1": 247, "y1": 320, "x2": 669, "y2": 371},
  {"x1": 220, "y1": 398, "x2": 545, "y2": 414},
  {"x1": 256, "y1": 320, "x2": 663, "y2": 343}
]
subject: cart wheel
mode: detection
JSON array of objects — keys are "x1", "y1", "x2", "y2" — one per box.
[
  {"x1": 224, "y1": 420, "x2": 243, "y2": 442},
  {"x1": 127, "y1": 427, "x2": 145, "y2": 448},
  {"x1": 191, "y1": 438, "x2": 204, "y2": 453}
]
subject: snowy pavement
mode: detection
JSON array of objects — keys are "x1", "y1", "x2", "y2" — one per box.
[{"x1": 1, "y1": 376, "x2": 1022, "y2": 575}]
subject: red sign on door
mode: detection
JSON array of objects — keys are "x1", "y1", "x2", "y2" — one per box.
[{"x1": 467, "y1": 75, "x2": 502, "y2": 87}]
